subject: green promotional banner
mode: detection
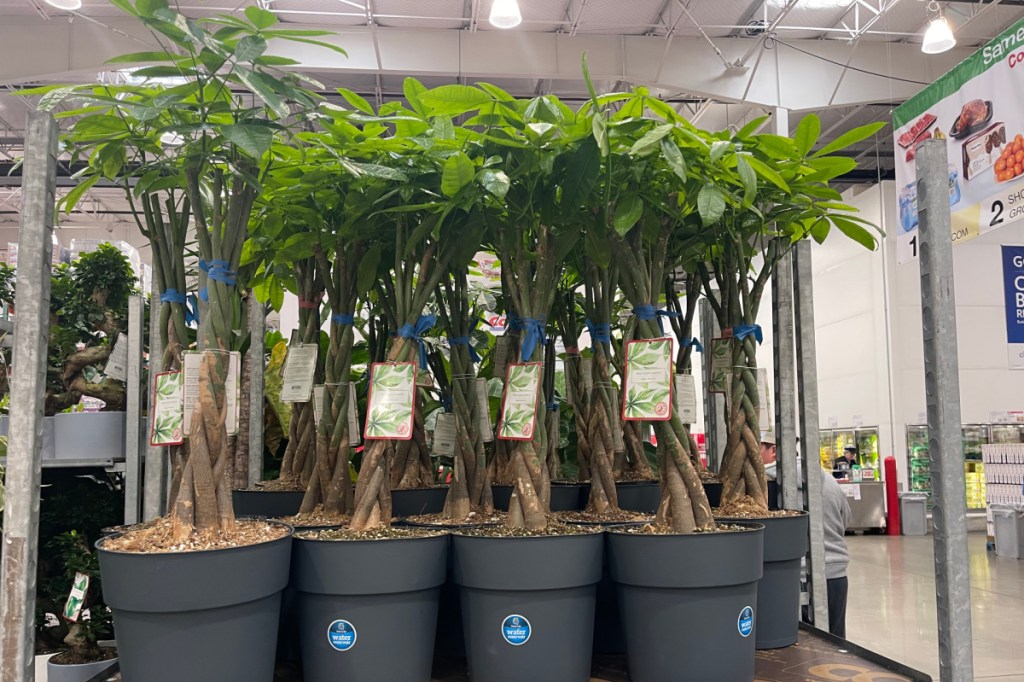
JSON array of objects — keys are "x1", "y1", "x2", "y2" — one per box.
[{"x1": 894, "y1": 17, "x2": 1024, "y2": 264}]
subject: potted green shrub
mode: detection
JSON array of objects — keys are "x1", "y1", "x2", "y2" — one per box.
[
  {"x1": 43, "y1": 1, "x2": 344, "y2": 679},
  {"x1": 43, "y1": 531, "x2": 117, "y2": 682},
  {"x1": 50, "y1": 244, "x2": 137, "y2": 461}
]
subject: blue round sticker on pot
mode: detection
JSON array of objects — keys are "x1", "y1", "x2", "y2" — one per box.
[
  {"x1": 737, "y1": 606, "x2": 754, "y2": 638},
  {"x1": 501, "y1": 614, "x2": 531, "y2": 646},
  {"x1": 327, "y1": 619, "x2": 357, "y2": 651}
]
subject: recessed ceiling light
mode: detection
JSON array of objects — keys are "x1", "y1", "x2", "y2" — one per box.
[
  {"x1": 489, "y1": 0, "x2": 522, "y2": 29},
  {"x1": 44, "y1": 0, "x2": 83, "y2": 11}
]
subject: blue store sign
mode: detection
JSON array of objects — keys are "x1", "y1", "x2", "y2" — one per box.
[{"x1": 1003, "y1": 245, "x2": 1024, "y2": 369}]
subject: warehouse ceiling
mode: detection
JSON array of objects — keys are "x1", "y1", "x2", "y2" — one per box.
[{"x1": 0, "y1": 0, "x2": 1022, "y2": 229}]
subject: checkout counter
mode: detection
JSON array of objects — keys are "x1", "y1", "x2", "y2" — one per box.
[{"x1": 836, "y1": 477, "x2": 886, "y2": 531}]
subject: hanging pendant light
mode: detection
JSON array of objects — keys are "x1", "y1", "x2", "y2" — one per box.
[
  {"x1": 43, "y1": 0, "x2": 83, "y2": 10},
  {"x1": 921, "y1": 1, "x2": 956, "y2": 54},
  {"x1": 489, "y1": 0, "x2": 522, "y2": 29}
]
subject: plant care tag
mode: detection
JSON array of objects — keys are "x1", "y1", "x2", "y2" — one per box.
[
  {"x1": 416, "y1": 369, "x2": 434, "y2": 387},
  {"x1": 348, "y1": 383, "x2": 361, "y2": 446},
  {"x1": 150, "y1": 370, "x2": 184, "y2": 446},
  {"x1": 364, "y1": 363, "x2": 416, "y2": 441},
  {"x1": 280, "y1": 343, "x2": 318, "y2": 403},
  {"x1": 738, "y1": 605, "x2": 754, "y2": 638},
  {"x1": 62, "y1": 572, "x2": 89, "y2": 623},
  {"x1": 313, "y1": 385, "x2": 324, "y2": 427},
  {"x1": 498, "y1": 363, "x2": 542, "y2": 441},
  {"x1": 709, "y1": 338, "x2": 731, "y2": 394},
  {"x1": 674, "y1": 373, "x2": 698, "y2": 424},
  {"x1": 493, "y1": 336, "x2": 511, "y2": 380},
  {"x1": 183, "y1": 350, "x2": 241, "y2": 435},
  {"x1": 432, "y1": 412, "x2": 457, "y2": 455},
  {"x1": 476, "y1": 378, "x2": 494, "y2": 443},
  {"x1": 104, "y1": 333, "x2": 129, "y2": 382},
  {"x1": 622, "y1": 338, "x2": 674, "y2": 421},
  {"x1": 327, "y1": 619, "x2": 357, "y2": 652},
  {"x1": 501, "y1": 614, "x2": 531, "y2": 646},
  {"x1": 757, "y1": 368, "x2": 772, "y2": 432}
]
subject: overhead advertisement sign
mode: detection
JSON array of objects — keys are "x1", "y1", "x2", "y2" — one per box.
[
  {"x1": 894, "y1": 18, "x2": 1024, "y2": 264},
  {"x1": 1003, "y1": 245, "x2": 1024, "y2": 369}
]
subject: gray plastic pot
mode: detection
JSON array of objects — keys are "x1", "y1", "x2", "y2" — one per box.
[
  {"x1": 1, "y1": 415, "x2": 55, "y2": 458},
  {"x1": 491, "y1": 482, "x2": 586, "y2": 512},
  {"x1": 391, "y1": 486, "x2": 448, "y2": 517},
  {"x1": 46, "y1": 656, "x2": 117, "y2": 682},
  {"x1": 231, "y1": 489, "x2": 305, "y2": 518},
  {"x1": 452, "y1": 530, "x2": 603, "y2": 682},
  {"x1": 292, "y1": 531, "x2": 448, "y2": 681},
  {"x1": 717, "y1": 511, "x2": 809, "y2": 649},
  {"x1": 615, "y1": 480, "x2": 660, "y2": 513},
  {"x1": 54, "y1": 411, "x2": 125, "y2": 460},
  {"x1": 97, "y1": 522, "x2": 292, "y2": 682},
  {"x1": 607, "y1": 523, "x2": 764, "y2": 682}
]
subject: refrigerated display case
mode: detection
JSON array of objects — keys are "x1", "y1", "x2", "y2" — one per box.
[
  {"x1": 819, "y1": 430, "x2": 833, "y2": 469},
  {"x1": 856, "y1": 428, "x2": 880, "y2": 481},
  {"x1": 991, "y1": 424, "x2": 1024, "y2": 444},
  {"x1": 905, "y1": 424, "x2": 991, "y2": 510}
]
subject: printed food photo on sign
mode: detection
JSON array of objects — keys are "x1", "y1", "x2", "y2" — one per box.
[{"x1": 892, "y1": 15, "x2": 1024, "y2": 265}]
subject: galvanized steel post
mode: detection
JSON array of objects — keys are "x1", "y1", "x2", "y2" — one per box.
[
  {"x1": 247, "y1": 296, "x2": 265, "y2": 487},
  {"x1": 142, "y1": 277, "x2": 167, "y2": 520},
  {"x1": 915, "y1": 138, "x2": 975, "y2": 682},
  {"x1": 773, "y1": 248, "x2": 800, "y2": 510},
  {"x1": 0, "y1": 112, "x2": 58, "y2": 682},
  {"x1": 699, "y1": 298, "x2": 725, "y2": 472},
  {"x1": 123, "y1": 295, "x2": 145, "y2": 524},
  {"x1": 793, "y1": 240, "x2": 829, "y2": 631}
]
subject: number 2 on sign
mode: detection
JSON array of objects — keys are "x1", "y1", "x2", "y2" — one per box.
[{"x1": 990, "y1": 199, "x2": 1005, "y2": 229}]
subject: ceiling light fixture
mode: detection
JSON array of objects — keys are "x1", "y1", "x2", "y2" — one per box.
[
  {"x1": 43, "y1": 0, "x2": 83, "y2": 11},
  {"x1": 921, "y1": 0, "x2": 956, "y2": 54},
  {"x1": 489, "y1": 0, "x2": 522, "y2": 30}
]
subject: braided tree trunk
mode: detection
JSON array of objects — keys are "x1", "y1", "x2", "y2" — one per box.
[
  {"x1": 613, "y1": 228, "x2": 712, "y2": 533},
  {"x1": 170, "y1": 168, "x2": 254, "y2": 539},
  {"x1": 279, "y1": 263, "x2": 324, "y2": 489},
  {"x1": 718, "y1": 334, "x2": 769, "y2": 510},
  {"x1": 586, "y1": 338, "x2": 619, "y2": 512}
]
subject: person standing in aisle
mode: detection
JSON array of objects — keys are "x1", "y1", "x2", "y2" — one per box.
[{"x1": 821, "y1": 470, "x2": 852, "y2": 637}]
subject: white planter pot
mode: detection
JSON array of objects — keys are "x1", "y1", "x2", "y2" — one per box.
[
  {"x1": 0, "y1": 415, "x2": 56, "y2": 458},
  {"x1": 53, "y1": 412, "x2": 126, "y2": 461},
  {"x1": 46, "y1": 655, "x2": 118, "y2": 682}
]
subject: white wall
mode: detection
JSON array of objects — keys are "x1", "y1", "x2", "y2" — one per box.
[{"x1": 812, "y1": 180, "x2": 1024, "y2": 491}]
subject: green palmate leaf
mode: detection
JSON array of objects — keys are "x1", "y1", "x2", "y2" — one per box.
[
  {"x1": 419, "y1": 84, "x2": 492, "y2": 116},
  {"x1": 831, "y1": 216, "x2": 878, "y2": 250},
  {"x1": 220, "y1": 123, "x2": 273, "y2": 158},
  {"x1": 432, "y1": 115, "x2": 455, "y2": 140},
  {"x1": 337, "y1": 87, "x2": 374, "y2": 115},
  {"x1": 403, "y1": 77, "x2": 427, "y2": 114},
  {"x1": 629, "y1": 123, "x2": 673, "y2": 156},
  {"x1": 736, "y1": 153, "x2": 756, "y2": 205},
  {"x1": 613, "y1": 194, "x2": 643, "y2": 236},
  {"x1": 813, "y1": 121, "x2": 886, "y2": 158},
  {"x1": 561, "y1": 140, "x2": 600, "y2": 209},
  {"x1": 235, "y1": 35, "x2": 268, "y2": 62},
  {"x1": 476, "y1": 81, "x2": 515, "y2": 102},
  {"x1": 709, "y1": 140, "x2": 730, "y2": 163},
  {"x1": 340, "y1": 159, "x2": 408, "y2": 181},
  {"x1": 61, "y1": 175, "x2": 100, "y2": 214},
  {"x1": 357, "y1": 244, "x2": 382, "y2": 294},
  {"x1": 734, "y1": 115, "x2": 769, "y2": 139},
  {"x1": 592, "y1": 114, "x2": 609, "y2": 156},
  {"x1": 478, "y1": 169, "x2": 510, "y2": 199},
  {"x1": 757, "y1": 134, "x2": 798, "y2": 158},
  {"x1": 244, "y1": 5, "x2": 278, "y2": 29},
  {"x1": 810, "y1": 218, "x2": 831, "y2": 244},
  {"x1": 661, "y1": 137, "x2": 687, "y2": 180},
  {"x1": 794, "y1": 114, "x2": 820, "y2": 157},
  {"x1": 745, "y1": 155, "x2": 790, "y2": 192},
  {"x1": 233, "y1": 70, "x2": 289, "y2": 118},
  {"x1": 805, "y1": 155, "x2": 857, "y2": 182},
  {"x1": 137, "y1": 0, "x2": 168, "y2": 17},
  {"x1": 697, "y1": 184, "x2": 726, "y2": 225},
  {"x1": 442, "y1": 152, "x2": 475, "y2": 197}
]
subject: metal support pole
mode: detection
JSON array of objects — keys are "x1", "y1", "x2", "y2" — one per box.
[
  {"x1": 247, "y1": 297, "x2": 265, "y2": 487},
  {"x1": 794, "y1": 240, "x2": 829, "y2": 631},
  {"x1": 142, "y1": 277, "x2": 166, "y2": 520},
  {"x1": 772, "y1": 248, "x2": 800, "y2": 510},
  {"x1": 123, "y1": 295, "x2": 144, "y2": 524},
  {"x1": 915, "y1": 138, "x2": 975, "y2": 682},
  {"x1": 699, "y1": 297, "x2": 725, "y2": 473},
  {"x1": 0, "y1": 111, "x2": 57, "y2": 682}
]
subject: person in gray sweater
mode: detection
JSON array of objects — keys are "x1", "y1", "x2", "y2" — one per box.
[{"x1": 761, "y1": 433, "x2": 853, "y2": 637}]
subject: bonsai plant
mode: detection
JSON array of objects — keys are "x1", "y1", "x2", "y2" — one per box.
[{"x1": 44, "y1": 1, "x2": 345, "y2": 679}]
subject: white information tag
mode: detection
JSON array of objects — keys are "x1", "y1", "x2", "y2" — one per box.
[
  {"x1": 104, "y1": 333, "x2": 129, "y2": 382},
  {"x1": 432, "y1": 412, "x2": 457, "y2": 455},
  {"x1": 280, "y1": 343, "x2": 318, "y2": 403},
  {"x1": 313, "y1": 385, "x2": 324, "y2": 427},
  {"x1": 674, "y1": 373, "x2": 698, "y2": 424},
  {"x1": 348, "y1": 383, "x2": 361, "y2": 446},
  {"x1": 183, "y1": 350, "x2": 241, "y2": 435}
]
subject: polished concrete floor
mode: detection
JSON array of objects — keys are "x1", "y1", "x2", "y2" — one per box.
[{"x1": 846, "y1": 532, "x2": 1024, "y2": 681}]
